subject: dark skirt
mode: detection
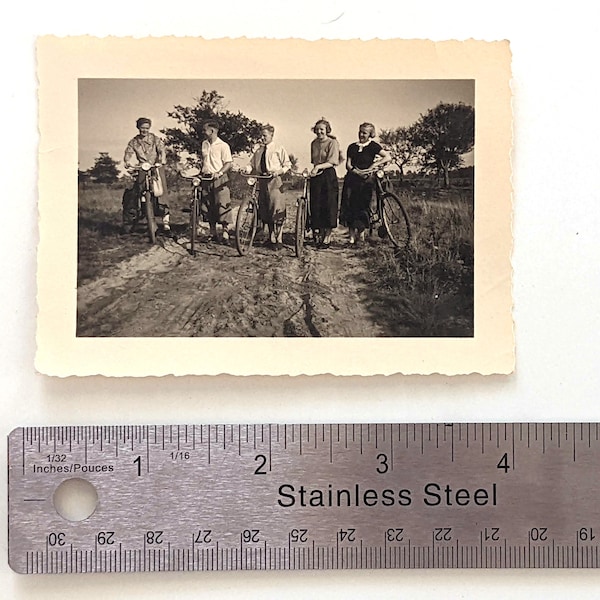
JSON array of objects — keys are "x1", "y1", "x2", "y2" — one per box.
[
  {"x1": 309, "y1": 167, "x2": 339, "y2": 230},
  {"x1": 340, "y1": 172, "x2": 374, "y2": 232}
]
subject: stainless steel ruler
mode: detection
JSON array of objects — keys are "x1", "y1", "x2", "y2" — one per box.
[{"x1": 8, "y1": 423, "x2": 600, "y2": 574}]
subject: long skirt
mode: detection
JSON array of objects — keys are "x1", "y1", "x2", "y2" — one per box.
[
  {"x1": 200, "y1": 174, "x2": 232, "y2": 225},
  {"x1": 258, "y1": 176, "x2": 286, "y2": 224},
  {"x1": 340, "y1": 172, "x2": 374, "y2": 232},
  {"x1": 309, "y1": 167, "x2": 339, "y2": 230}
]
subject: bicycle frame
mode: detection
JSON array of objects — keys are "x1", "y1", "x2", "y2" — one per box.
[
  {"x1": 294, "y1": 170, "x2": 312, "y2": 258},
  {"x1": 180, "y1": 168, "x2": 215, "y2": 256},
  {"x1": 234, "y1": 172, "x2": 272, "y2": 256},
  {"x1": 361, "y1": 157, "x2": 411, "y2": 249},
  {"x1": 128, "y1": 162, "x2": 160, "y2": 243}
]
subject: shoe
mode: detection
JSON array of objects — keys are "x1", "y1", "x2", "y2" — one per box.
[
  {"x1": 320, "y1": 241, "x2": 331, "y2": 250},
  {"x1": 274, "y1": 242, "x2": 282, "y2": 251}
]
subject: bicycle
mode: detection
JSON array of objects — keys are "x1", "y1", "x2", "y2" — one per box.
[
  {"x1": 361, "y1": 156, "x2": 411, "y2": 249},
  {"x1": 180, "y1": 168, "x2": 214, "y2": 257},
  {"x1": 234, "y1": 171, "x2": 274, "y2": 256},
  {"x1": 126, "y1": 162, "x2": 162, "y2": 244},
  {"x1": 293, "y1": 169, "x2": 312, "y2": 258}
]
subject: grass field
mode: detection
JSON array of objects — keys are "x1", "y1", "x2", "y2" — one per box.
[
  {"x1": 78, "y1": 177, "x2": 473, "y2": 337},
  {"x1": 361, "y1": 188, "x2": 474, "y2": 336},
  {"x1": 77, "y1": 178, "x2": 250, "y2": 285}
]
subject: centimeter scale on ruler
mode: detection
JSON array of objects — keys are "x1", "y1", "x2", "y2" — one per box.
[{"x1": 8, "y1": 423, "x2": 600, "y2": 574}]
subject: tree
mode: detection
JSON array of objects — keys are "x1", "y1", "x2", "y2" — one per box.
[
  {"x1": 78, "y1": 167, "x2": 90, "y2": 187},
  {"x1": 163, "y1": 147, "x2": 184, "y2": 191},
  {"x1": 87, "y1": 152, "x2": 120, "y2": 184},
  {"x1": 378, "y1": 125, "x2": 420, "y2": 180},
  {"x1": 288, "y1": 153, "x2": 300, "y2": 173},
  {"x1": 162, "y1": 90, "x2": 265, "y2": 164},
  {"x1": 411, "y1": 102, "x2": 475, "y2": 188}
]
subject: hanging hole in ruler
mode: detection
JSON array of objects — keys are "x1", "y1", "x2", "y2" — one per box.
[{"x1": 52, "y1": 478, "x2": 98, "y2": 521}]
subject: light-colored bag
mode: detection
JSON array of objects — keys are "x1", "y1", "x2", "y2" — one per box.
[{"x1": 152, "y1": 170, "x2": 164, "y2": 197}]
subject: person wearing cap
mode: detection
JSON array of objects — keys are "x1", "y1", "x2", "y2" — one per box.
[
  {"x1": 122, "y1": 117, "x2": 170, "y2": 233},
  {"x1": 249, "y1": 125, "x2": 291, "y2": 250},
  {"x1": 199, "y1": 120, "x2": 234, "y2": 243}
]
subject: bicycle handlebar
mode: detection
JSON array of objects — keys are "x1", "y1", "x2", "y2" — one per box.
[
  {"x1": 180, "y1": 173, "x2": 215, "y2": 181},
  {"x1": 127, "y1": 162, "x2": 162, "y2": 173},
  {"x1": 239, "y1": 172, "x2": 274, "y2": 179}
]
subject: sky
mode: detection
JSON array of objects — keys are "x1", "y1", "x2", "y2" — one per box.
[{"x1": 79, "y1": 79, "x2": 474, "y2": 175}]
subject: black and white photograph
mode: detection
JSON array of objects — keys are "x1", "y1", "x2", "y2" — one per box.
[
  {"x1": 77, "y1": 78, "x2": 475, "y2": 338},
  {"x1": 36, "y1": 37, "x2": 512, "y2": 375}
]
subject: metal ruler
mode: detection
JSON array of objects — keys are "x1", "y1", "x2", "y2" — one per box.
[{"x1": 8, "y1": 423, "x2": 600, "y2": 574}]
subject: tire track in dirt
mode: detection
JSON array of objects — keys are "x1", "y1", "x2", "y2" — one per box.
[{"x1": 77, "y1": 227, "x2": 387, "y2": 338}]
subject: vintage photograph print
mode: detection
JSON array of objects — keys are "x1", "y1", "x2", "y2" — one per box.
[
  {"x1": 77, "y1": 79, "x2": 475, "y2": 338},
  {"x1": 37, "y1": 38, "x2": 512, "y2": 375}
]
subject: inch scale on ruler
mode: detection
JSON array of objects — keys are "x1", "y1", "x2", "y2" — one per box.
[{"x1": 7, "y1": 423, "x2": 600, "y2": 574}]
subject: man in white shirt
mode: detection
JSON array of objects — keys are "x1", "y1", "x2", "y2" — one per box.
[
  {"x1": 200, "y1": 120, "x2": 233, "y2": 242},
  {"x1": 250, "y1": 125, "x2": 291, "y2": 250}
]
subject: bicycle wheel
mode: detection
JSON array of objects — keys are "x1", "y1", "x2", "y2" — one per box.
[
  {"x1": 189, "y1": 192, "x2": 198, "y2": 256},
  {"x1": 144, "y1": 191, "x2": 156, "y2": 244},
  {"x1": 382, "y1": 193, "x2": 411, "y2": 249},
  {"x1": 235, "y1": 197, "x2": 258, "y2": 256},
  {"x1": 294, "y1": 197, "x2": 307, "y2": 258}
]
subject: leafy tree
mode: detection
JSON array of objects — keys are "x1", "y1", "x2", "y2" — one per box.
[
  {"x1": 378, "y1": 125, "x2": 420, "y2": 180},
  {"x1": 78, "y1": 168, "x2": 90, "y2": 185},
  {"x1": 162, "y1": 90, "x2": 265, "y2": 164},
  {"x1": 288, "y1": 153, "x2": 300, "y2": 173},
  {"x1": 87, "y1": 152, "x2": 120, "y2": 184},
  {"x1": 411, "y1": 102, "x2": 475, "y2": 187},
  {"x1": 163, "y1": 147, "x2": 184, "y2": 190}
]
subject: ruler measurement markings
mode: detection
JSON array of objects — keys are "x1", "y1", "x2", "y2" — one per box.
[
  {"x1": 481, "y1": 423, "x2": 484, "y2": 454},
  {"x1": 512, "y1": 423, "x2": 516, "y2": 471},
  {"x1": 269, "y1": 424, "x2": 272, "y2": 471},
  {"x1": 359, "y1": 424, "x2": 363, "y2": 455},
  {"x1": 389, "y1": 424, "x2": 394, "y2": 471},
  {"x1": 9, "y1": 423, "x2": 600, "y2": 573},
  {"x1": 543, "y1": 423, "x2": 546, "y2": 453}
]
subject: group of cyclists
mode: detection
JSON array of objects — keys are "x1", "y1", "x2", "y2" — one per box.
[{"x1": 122, "y1": 116, "x2": 392, "y2": 249}]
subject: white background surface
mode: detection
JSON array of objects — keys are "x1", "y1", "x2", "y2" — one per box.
[{"x1": 2, "y1": 1, "x2": 600, "y2": 597}]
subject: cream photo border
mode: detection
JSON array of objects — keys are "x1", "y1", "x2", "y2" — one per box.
[{"x1": 36, "y1": 37, "x2": 513, "y2": 376}]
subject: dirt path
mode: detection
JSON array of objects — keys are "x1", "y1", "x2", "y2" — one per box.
[{"x1": 77, "y1": 222, "x2": 390, "y2": 337}]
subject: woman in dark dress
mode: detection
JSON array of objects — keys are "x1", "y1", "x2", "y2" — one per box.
[
  {"x1": 309, "y1": 118, "x2": 341, "y2": 249},
  {"x1": 341, "y1": 122, "x2": 391, "y2": 245}
]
